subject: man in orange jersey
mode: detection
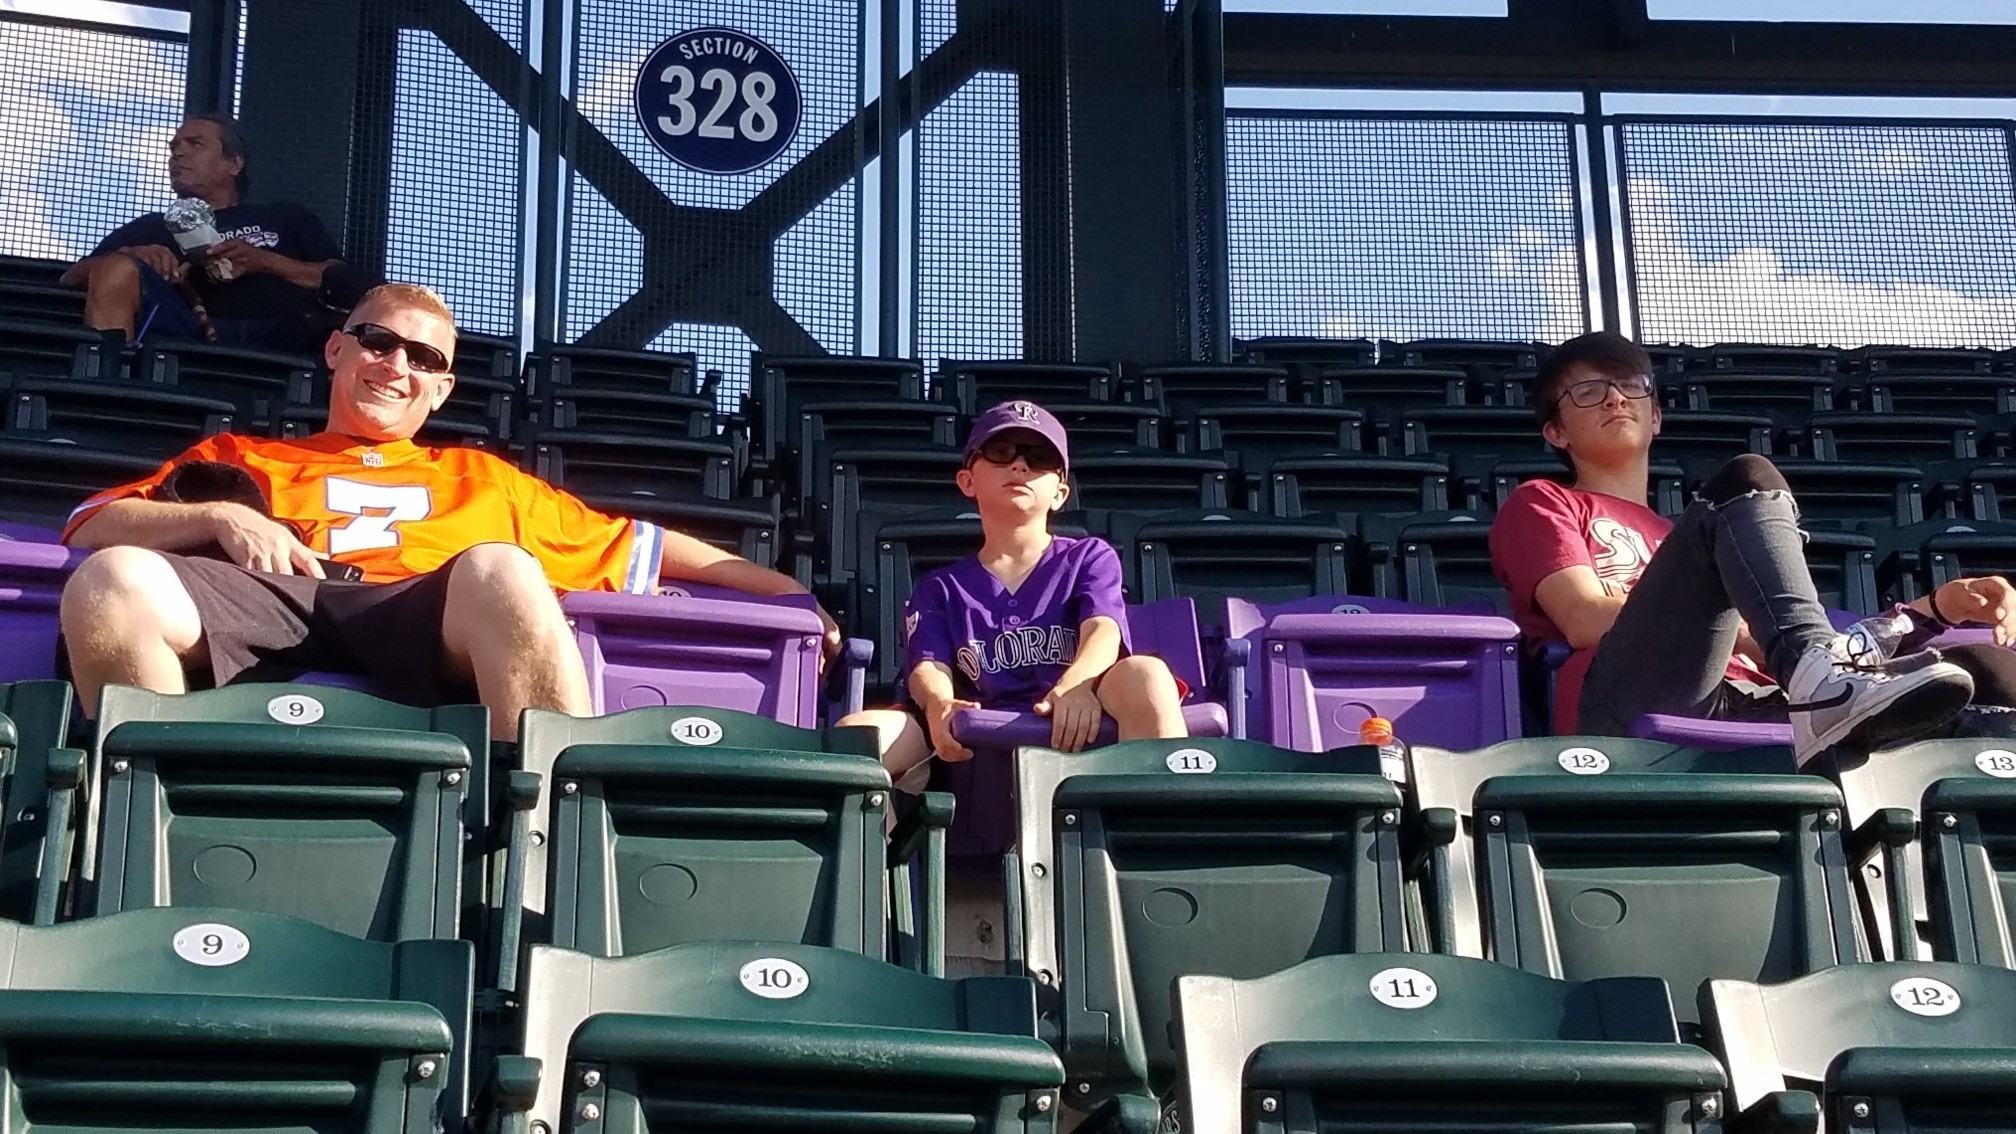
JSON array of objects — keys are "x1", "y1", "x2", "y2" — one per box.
[{"x1": 59, "y1": 282, "x2": 835, "y2": 736}]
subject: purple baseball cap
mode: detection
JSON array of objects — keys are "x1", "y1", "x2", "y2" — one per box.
[{"x1": 963, "y1": 399, "x2": 1071, "y2": 473}]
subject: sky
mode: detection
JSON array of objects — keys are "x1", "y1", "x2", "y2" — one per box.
[{"x1": 6, "y1": 0, "x2": 2016, "y2": 380}]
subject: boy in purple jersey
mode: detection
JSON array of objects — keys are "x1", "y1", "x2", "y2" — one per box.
[{"x1": 840, "y1": 400, "x2": 1187, "y2": 787}]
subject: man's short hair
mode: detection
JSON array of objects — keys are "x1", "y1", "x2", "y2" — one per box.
[
  {"x1": 1530, "y1": 331, "x2": 1653, "y2": 427},
  {"x1": 185, "y1": 112, "x2": 249, "y2": 196},
  {"x1": 350, "y1": 282, "x2": 458, "y2": 334}
]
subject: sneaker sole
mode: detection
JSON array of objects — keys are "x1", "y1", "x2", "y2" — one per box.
[{"x1": 1805, "y1": 667, "x2": 1975, "y2": 759}]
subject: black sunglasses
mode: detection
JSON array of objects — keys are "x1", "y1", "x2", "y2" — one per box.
[
  {"x1": 974, "y1": 438, "x2": 1064, "y2": 473},
  {"x1": 1556, "y1": 372, "x2": 1654, "y2": 409},
  {"x1": 344, "y1": 323, "x2": 451, "y2": 373}
]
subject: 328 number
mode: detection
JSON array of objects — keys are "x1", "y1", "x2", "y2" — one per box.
[{"x1": 656, "y1": 66, "x2": 780, "y2": 142}]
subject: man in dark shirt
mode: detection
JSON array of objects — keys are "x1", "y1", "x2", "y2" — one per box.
[{"x1": 59, "y1": 113, "x2": 363, "y2": 352}]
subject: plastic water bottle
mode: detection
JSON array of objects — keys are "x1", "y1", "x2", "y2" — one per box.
[
  {"x1": 1360, "y1": 716, "x2": 1408, "y2": 784},
  {"x1": 1842, "y1": 607, "x2": 1917, "y2": 664}
]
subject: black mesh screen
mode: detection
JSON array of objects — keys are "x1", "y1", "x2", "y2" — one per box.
[
  {"x1": 564, "y1": 0, "x2": 863, "y2": 405},
  {"x1": 0, "y1": 18, "x2": 188, "y2": 261},
  {"x1": 1223, "y1": 111, "x2": 1587, "y2": 342},
  {"x1": 1617, "y1": 119, "x2": 2016, "y2": 348},
  {"x1": 385, "y1": 17, "x2": 525, "y2": 336},
  {"x1": 915, "y1": 69, "x2": 1022, "y2": 366}
]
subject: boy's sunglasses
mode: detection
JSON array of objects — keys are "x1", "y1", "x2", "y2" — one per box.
[
  {"x1": 974, "y1": 438, "x2": 1064, "y2": 473},
  {"x1": 1556, "y1": 372, "x2": 1654, "y2": 409},
  {"x1": 344, "y1": 323, "x2": 451, "y2": 373}
]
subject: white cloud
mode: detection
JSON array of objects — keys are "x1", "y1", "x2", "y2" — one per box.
[{"x1": 1488, "y1": 176, "x2": 2016, "y2": 347}]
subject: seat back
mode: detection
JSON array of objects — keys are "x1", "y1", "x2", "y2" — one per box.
[
  {"x1": 1071, "y1": 451, "x2": 1233, "y2": 512},
  {"x1": 0, "y1": 438, "x2": 161, "y2": 532},
  {"x1": 529, "y1": 431, "x2": 737, "y2": 502},
  {"x1": 0, "y1": 906, "x2": 474, "y2": 1132},
  {"x1": 0, "y1": 680, "x2": 74, "y2": 923},
  {"x1": 1411, "y1": 737, "x2": 1799, "y2": 960},
  {"x1": 1135, "y1": 363, "x2": 1294, "y2": 420},
  {"x1": 1831, "y1": 739, "x2": 2016, "y2": 964},
  {"x1": 1466, "y1": 741, "x2": 1862, "y2": 1022},
  {"x1": 1176, "y1": 953, "x2": 1724, "y2": 1134},
  {"x1": 1265, "y1": 454, "x2": 1451, "y2": 517},
  {"x1": 89, "y1": 684, "x2": 486, "y2": 944},
  {"x1": 1015, "y1": 736, "x2": 1405, "y2": 1100},
  {"x1": 1191, "y1": 405, "x2": 1366, "y2": 474},
  {"x1": 1224, "y1": 596, "x2": 1520, "y2": 750},
  {"x1": 1123, "y1": 511, "x2": 1354, "y2": 607},
  {"x1": 1704, "y1": 960, "x2": 2016, "y2": 1123},
  {"x1": 560, "y1": 590, "x2": 826, "y2": 722},
  {"x1": 519, "y1": 707, "x2": 888, "y2": 964},
  {"x1": 751, "y1": 354, "x2": 926, "y2": 463},
  {"x1": 3, "y1": 374, "x2": 240, "y2": 455},
  {"x1": 516, "y1": 940, "x2": 1061, "y2": 1134},
  {"x1": 939, "y1": 360, "x2": 1114, "y2": 414},
  {"x1": 0, "y1": 539, "x2": 83, "y2": 684}
]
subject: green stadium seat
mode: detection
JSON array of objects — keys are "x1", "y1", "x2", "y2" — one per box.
[
  {"x1": 1134, "y1": 363, "x2": 1295, "y2": 420},
  {"x1": 1459, "y1": 737, "x2": 1863, "y2": 1024},
  {"x1": 935, "y1": 359, "x2": 1115, "y2": 414},
  {"x1": 1174, "y1": 953, "x2": 1725, "y2": 1134},
  {"x1": 1833, "y1": 739, "x2": 2016, "y2": 967},
  {"x1": 1115, "y1": 510, "x2": 1354, "y2": 606},
  {"x1": 1703, "y1": 961, "x2": 2016, "y2": 1132},
  {"x1": 0, "y1": 905, "x2": 472, "y2": 1133},
  {"x1": 504, "y1": 939, "x2": 1062, "y2": 1133},
  {"x1": 1264, "y1": 454, "x2": 1451, "y2": 517},
  {"x1": 0, "y1": 680, "x2": 78, "y2": 923},
  {"x1": 511, "y1": 707, "x2": 904, "y2": 987},
  {"x1": 86, "y1": 684, "x2": 488, "y2": 944},
  {"x1": 1012, "y1": 736, "x2": 1405, "y2": 1107},
  {"x1": 1409, "y1": 736, "x2": 1799, "y2": 960}
]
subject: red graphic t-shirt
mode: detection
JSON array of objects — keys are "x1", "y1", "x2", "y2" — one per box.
[{"x1": 1490, "y1": 477, "x2": 1769, "y2": 731}]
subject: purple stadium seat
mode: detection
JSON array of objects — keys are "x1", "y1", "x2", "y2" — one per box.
[
  {"x1": 0, "y1": 538, "x2": 85, "y2": 682},
  {"x1": 563, "y1": 585, "x2": 829, "y2": 725},
  {"x1": 940, "y1": 597, "x2": 1235, "y2": 859},
  {"x1": 1225, "y1": 594, "x2": 1521, "y2": 751}
]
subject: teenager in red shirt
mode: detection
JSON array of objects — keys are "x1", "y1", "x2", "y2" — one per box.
[{"x1": 1490, "y1": 332, "x2": 2016, "y2": 763}]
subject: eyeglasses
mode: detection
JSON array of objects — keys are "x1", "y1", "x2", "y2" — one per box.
[
  {"x1": 343, "y1": 323, "x2": 451, "y2": 374},
  {"x1": 974, "y1": 438, "x2": 1064, "y2": 473},
  {"x1": 1556, "y1": 372, "x2": 1655, "y2": 409}
]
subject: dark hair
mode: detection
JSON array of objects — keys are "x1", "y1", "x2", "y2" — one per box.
[
  {"x1": 184, "y1": 112, "x2": 249, "y2": 197},
  {"x1": 1530, "y1": 331, "x2": 1652, "y2": 427}
]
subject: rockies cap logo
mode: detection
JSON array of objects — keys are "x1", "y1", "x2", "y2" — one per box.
[{"x1": 1010, "y1": 401, "x2": 1041, "y2": 422}]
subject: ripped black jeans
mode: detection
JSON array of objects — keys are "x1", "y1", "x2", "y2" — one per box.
[{"x1": 1578, "y1": 454, "x2": 1839, "y2": 735}]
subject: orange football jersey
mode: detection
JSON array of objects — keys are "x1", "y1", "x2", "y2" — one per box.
[{"x1": 63, "y1": 432, "x2": 663, "y2": 592}]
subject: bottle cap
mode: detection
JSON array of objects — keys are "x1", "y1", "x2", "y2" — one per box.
[{"x1": 1359, "y1": 716, "x2": 1394, "y2": 744}]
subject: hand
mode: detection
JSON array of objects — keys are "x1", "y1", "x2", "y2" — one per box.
[
  {"x1": 924, "y1": 698, "x2": 980, "y2": 763},
  {"x1": 207, "y1": 502, "x2": 324, "y2": 578},
  {"x1": 201, "y1": 238, "x2": 277, "y2": 278},
  {"x1": 1034, "y1": 681, "x2": 1104, "y2": 753},
  {"x1": 118, "y1": 244, "x2": 184, "y2": 282},
  {"x1": 1937, "y1": 576, "x2": 2016, "y2": 645},
  {"x1": 815, "y1": 604, "x2": 842, "y2": 677}
]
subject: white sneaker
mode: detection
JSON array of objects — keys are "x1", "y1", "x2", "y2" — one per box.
[{"x1": 1785, "y1": 637, "x2": 1974, "y2": 765}]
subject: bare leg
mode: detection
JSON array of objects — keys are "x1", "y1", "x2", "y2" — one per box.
[
  {"x1": 838, "y1": 707, "x2": 933, "y2": 787},
  {"x1": 438, "y1": 544, "x2": 591, "y2": 741},
  {"x1": 81, "y1": 254, "x2": 143, "y2": 339},
  {"x1": 60, "y1": 546, "x2": 204, "y2": 714},
  {"x1": 1096, "y1": 655, "x2": 1187, "y2": 741}
]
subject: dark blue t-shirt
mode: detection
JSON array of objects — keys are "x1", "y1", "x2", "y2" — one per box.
[{"x1": 91, "y1": 200, "x2": 342, "y2": 321}]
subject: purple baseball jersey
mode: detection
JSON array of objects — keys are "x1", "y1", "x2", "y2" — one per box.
[{"x1": 902, "y1": 534, "x2": 1131, "y2": 709}]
